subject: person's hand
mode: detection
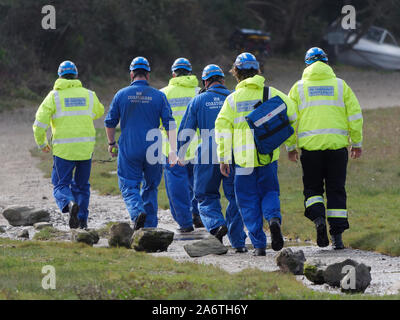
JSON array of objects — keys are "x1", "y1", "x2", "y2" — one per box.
[
  {"x1": 177, "y1": 158, "x2": 186, "y2": 166},
  {"x1": 288, "y1": 150, "x2": 299, "y2": 162},
  {"x1": 168, "y1": 151, "x2": 178, "y2": 167},
  {"x1": 108, "y1": 144, "x2": 118, "y2": 157},
  {"x1": 220, "y1": 163, "x2": 230, "y2": 177},
  {"x1": 41, "y1": 145, "x2": 51, "y2": 153},
  {"x1": 350, "y1": 147, "x2": 362, "y2": 159}
]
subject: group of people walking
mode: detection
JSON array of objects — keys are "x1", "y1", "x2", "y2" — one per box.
[{"x1": 33, "y1": 47, "x2": 363, "y2": 255}]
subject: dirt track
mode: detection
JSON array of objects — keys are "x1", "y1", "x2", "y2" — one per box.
[{"x1": 1, "y1": 63, "x2": 400, "y2": 296}]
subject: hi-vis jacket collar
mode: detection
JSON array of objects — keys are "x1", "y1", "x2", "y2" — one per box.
[
  {"x1": 53, "y1": 78, "x2": 83, "y2": 90},
  {"x1": 302, "y1": 61, "x2": 336, "y2": 81},
  {"x1": 168, "y1": 75, "x2": 198, "y2": 88},
  {"x1": 236, "y1": 75, "x2": 265, "y2": 91}
]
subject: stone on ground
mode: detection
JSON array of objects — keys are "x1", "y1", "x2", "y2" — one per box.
[
  {"x1": 17, "y1": 229, "x2": 30, "y2": 239},
  {"x1": 304, "y1": 263, "x2": 325, "y2": 284},
  {"x1": 131, "y1": 227, "x2": 174, "y2": 252},
  {"x1": 71, "y1": 229, "x2": 100, "y2": 246},
  {"x1": 108, "y1": 222, "x2": 133, "y2": 248},
  {"x1": 183, "y1": 236, "x2": 228, "y2": 258},
  {"x1": 34, "y1": 222, "x2": 53, "y2": 230},
  {"x1": 2, "y1": 205, "x2": 50, "y2": 226},
  {"x1": 275, "y1": 248, "x2": 306, "y2": 275}
]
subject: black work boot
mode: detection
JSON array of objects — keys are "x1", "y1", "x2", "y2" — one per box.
[
  {"x1": 192, "y1": 214, "x2": 204, "y2": 228},
  {"x1": 269, "y1": 218, "x2": 284, "y2": 251},
  {"x1": 331, "y1": 233, "x2": 345, "y2": 250},
  {"x1": 133, "y1": 212, "x2": 147, "y2": 231},
  {"x1": 235, "y1": 247, "x2": 248, "y2": 253},
  {"x1": 68, "y1": 201, "x2": 79, "y2": 229},
  {"x1": 177, "y1": 226, "x2": 194, "y2": 233},
  {"x1": 253, "y1": 248, "x2": 266, "y2": 256},
  {"x1": 313, "y1": 216, "x2": 329, "y2": 247},
  {"x1": 210, "y1": 225, "x2": 228, "y2": 243},
  {"x1": 79, "y1": 219, "x2": 88, "y2": 230}
]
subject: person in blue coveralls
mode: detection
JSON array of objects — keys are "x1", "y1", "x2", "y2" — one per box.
[
  {"x1": 178, "y1": 64, "x2": 248, "y2": 252},
  {"x1": 104, "y1": 57, "x2": 178, "y2": 230}
]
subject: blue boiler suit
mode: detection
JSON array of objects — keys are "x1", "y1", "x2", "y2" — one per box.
[
  {"x1": 104, "y1": 80, "x2": 175, "y2": 226},
  {"x1": 178, "y1": 84, "x2": 247, "y2": 248}
]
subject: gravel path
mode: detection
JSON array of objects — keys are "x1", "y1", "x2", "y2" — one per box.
[{"x1": 0, "y1": 106, "x2": 399, "y2": 297}]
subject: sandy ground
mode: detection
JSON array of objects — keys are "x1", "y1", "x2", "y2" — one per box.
[{"x1": 1, "y1": 67, "x2": 400, "y2": 297}]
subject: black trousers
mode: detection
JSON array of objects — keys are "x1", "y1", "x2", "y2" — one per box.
[{"x1": 300, "y1": 148, "x2": 349, "y2": 235}]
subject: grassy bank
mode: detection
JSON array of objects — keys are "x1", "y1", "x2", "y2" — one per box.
[
  {"x1": 0, "y1": 238, "x2": 395, "y2": 300},
  {"x1": 31, "y1": 107, "x2": 400, "y2": 256}
]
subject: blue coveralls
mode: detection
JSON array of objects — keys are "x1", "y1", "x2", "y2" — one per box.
[
  {"x1": 104, "y1": 80, "x2": 175, "y2": 226},
  {"x1": 178, "y1": 84, "x2": 247, "y2": 248},
  {"x1": 234, "y1": 161, "x2": 281, "y2": 249}
]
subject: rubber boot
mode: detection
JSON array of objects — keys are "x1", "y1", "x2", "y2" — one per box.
[
  {"x1": 331, "y1": 233, "x2": 345, "y2": 250},
  {"x1": 68, "y1": 201, "x2": 79, "y2": 229},
  {"x1": 313, "y1": 216, "x2": 329, "y2": 247},
  {"x1": 269, "y1": 217, "x2": 284, "y2": 251}
]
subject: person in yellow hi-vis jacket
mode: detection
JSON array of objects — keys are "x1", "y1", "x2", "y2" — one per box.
[
  {"x1": 160, "y1": 57, "x2": 203, "y2": 232},
  {"x1": 215, "y1": 53, "x2": 297, "y2": 256},
  {"x1": 33, "y1": 61, "x2": 104, "y2": 230},
  {"x1": 286, "y1": 47, "x2": 363, "y2": 250}
]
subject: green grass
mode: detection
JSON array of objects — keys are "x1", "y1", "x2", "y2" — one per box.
[
  {"x1": 31, "y1": 107, "x2": 400, "y2": 256},
  {"x1": 1, "y1": 238, "x2": 397, "y2": 300}
]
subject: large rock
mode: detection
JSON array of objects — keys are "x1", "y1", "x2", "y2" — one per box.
[
  {"x1": 304, "y1": 263, "x2": 325, "y2": 284},
  {"x1": 323, "y1": 259, "x2": 372, "y2": 293},
  {"x1": 71, "y1": 229, "x2": 100, "y2": 246},
  {"x1": 2, "y1": 206, "x2": 50, "y2": 226},
  {"x1": 131, "y1": 228, "x2": 174, "y2": 252},
  {"x1": 108, "y1": 222, "x2": 133, "y2": 248},
  {"x1": 275, "y1": 248, "x2": 306, "y2": 275},
  {"x1": 184, "y1": 236, "x2": 228, "y2": 258}
]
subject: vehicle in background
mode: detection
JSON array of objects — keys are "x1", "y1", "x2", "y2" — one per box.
[
  {"x1": 323, "y1": 22, "x2": 400, "y2": 71},
  {"x1": 230, "y1": 28, "x2": 271, "y2": 62}
]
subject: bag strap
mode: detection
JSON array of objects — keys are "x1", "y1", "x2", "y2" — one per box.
[
  {"x1": 256, "y1": 86, "x2": 274, "y2": 165},
  {"x1": 263, "y1": 86, "x2": 269, "y2": 102}
]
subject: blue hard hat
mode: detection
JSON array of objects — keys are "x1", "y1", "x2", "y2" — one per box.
[
  {"x1": 171, "y1": 57, "x2": 192, "y2": 72},
  {"x1": 58, "y1": 60, "x2": 78, "y2": 77},
  {"x1": 234, "y1": 52, "x2": 259, "y2": 70},
  {"x1": 201, "y1": 64, "x2": 224, "y2": 80},
  {"x1": 130, "y1": 56, "x2": 151, "y2": 72},
  {"x1": 305, "y1": 47, "x2": 328, "y2": 65}
]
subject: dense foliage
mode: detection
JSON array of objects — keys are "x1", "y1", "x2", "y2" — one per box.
[{"x1": 0, "y1": 0, "x2": 399, "y2": 98}]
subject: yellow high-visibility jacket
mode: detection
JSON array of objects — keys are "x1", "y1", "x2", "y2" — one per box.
[
  {"x1": 33, "y1": 78, "x2": 104, "y2": 161},
  {"x1": 160, "y1": 75, "x2": 200, "y2": 160},
  {"x1": 287, "y1": 61, "x2": 363, "y2": 151},
  {"x1": 215, "y1": 75, "x2": 297, "y2": 168}
]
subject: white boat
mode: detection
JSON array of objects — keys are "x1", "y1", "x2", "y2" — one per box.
[{"x1": 325, "y1": 25, "x2": 400, "y2": 70}]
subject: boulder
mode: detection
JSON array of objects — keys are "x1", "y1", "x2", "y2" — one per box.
[
  {"x1": 184, "y1": 236, "x2": 228, "y2": 258},
  {"x1": 323, "y1": 259, "x2": 372, "y2": 293},
  {"x1": 275, "y1": 248, "x2": 306, "y2": 275},
  {"x1": 71, "y1": 229, "x2": 100, "y2": 246},
  {"x1": 0, "y1": 226, "x2": 5, "y2": 233},
  {"x1": 108, "y1": 222, "x2": 133, "y2": 248},
  {"x1": 34, "y1": 222, "x2": 53, "y2": 230},
  {"x1": 2, "y1": 206, "x2": 50, "y2": 226},
  {"x1": 17, "y1": 229, "x2": 30, "y2": 239},
  {"x1": 131, "y1": 228, "x2": 174, "y2": 252},
  {"x1": 304, "y1": 263, "x2": 325, "y2": 284}
]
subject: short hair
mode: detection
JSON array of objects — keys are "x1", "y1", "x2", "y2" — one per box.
[
  {"x1": 206, "y1": 75, "x2": 224, "y2": 84},
  {"x1": 173, "y1": 69, "x2": 191, "y2": 77},
  {"x1": 230, "y1": 65, "x2": 260, "y2": 82},
  {"x1": 61, "y1": 73, "x2": 78, "y2": 80},
  {"x1": 132, "y1": 68, "x2": 149, "y2": 79}
]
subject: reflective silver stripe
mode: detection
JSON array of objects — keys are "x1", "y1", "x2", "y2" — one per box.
[
  {"x1": 327, "y1": 209, "x2": 348, "y2": 218},
  {"x1": 253, "y1": 103, "x2": 286, "y2": 127},
  {"x1": 38, "y1": 143, "x2": 47, "y2": 149},
  {"x1": 298, "y1": 128, "x2": 348, "y2": 139},
  {"x1": 52, "y1": 137, "x2": 95, "y2": 144},
  {"x1": 226, "y1": 94, "x2": 235, "y2": 111},
  {"x1": 172, "y1": 110, "x2": 186, "y2": 117},
  {"x1": 168, "y1": 97, "x2": 192, "y2": 108},
  {"x1": 215, "y1": 132, "x2": 231, "y2": 140},
  {"x1": 233, "y1": 144, "x2": 256, "y2": 154},
  {"x1": 286, "y1": 145, "x2": 296, "y2": 152},
  {"x1": 306, "y1": 196, "x2": 324, "y2": 208},
  {"x1": 352, "y1": 142, "x2": 362, "y2": 148},
  {"x1": 218, "y1": 156, "x2": 231, "y2": 163},
  {"x1": 52, "y1": 90, "x2": 93, "y2": 119},
  {"x1": 288, "y1": 113, "x2": 297, "y2": 122},
  {"x1": 234, "y1": 116, "x2": 247, "y2": 124},
  {"x1": 298, "y1": 79, "x2": 345, "y2": 111},
  {"x1": 33, "y1": 120, "x2": 48, "y2": 129},
  {"x1": 348, "y1": 113, "x2": 363, "y2": 122}
]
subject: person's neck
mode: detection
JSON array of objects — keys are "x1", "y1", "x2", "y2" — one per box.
[{"x1": 132, "y1": 76, "x2": 147, "y2": 82}]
